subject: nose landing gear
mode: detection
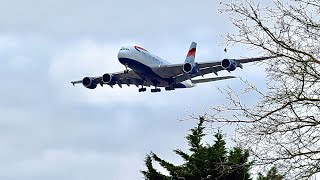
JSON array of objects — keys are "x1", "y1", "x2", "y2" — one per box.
[{"x1": 124, "y1": 63, "x2": 129, "y2": 74}]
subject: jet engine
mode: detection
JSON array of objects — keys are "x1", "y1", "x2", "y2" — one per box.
[
  {"x1": 221, "y1": 59, "x2": 237, "y2": 71},
  {"x1": 183, "y1": 62, "x2": 199, "y2": 74},
  {"x1": 82, "y1": 77, "x2": 98, "y2": 89},
  {"x1": 102, "y1": 73, "x2": 116, "y2": 84}
]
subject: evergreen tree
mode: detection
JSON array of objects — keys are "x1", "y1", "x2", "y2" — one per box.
[
  {"x1": 141, "y1": 117, "x2": 251, "y2": 180},
  {"x1": 257, "y1": 166, "x2": 283, "y2": 180}
]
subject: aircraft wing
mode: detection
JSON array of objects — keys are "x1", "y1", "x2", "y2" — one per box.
[
  {"x1": 152, "y1": 56, "x2": 279, "y2": 83},
  {"x1": 71, "y1": 70, "x2": 151, "y2": 88}
]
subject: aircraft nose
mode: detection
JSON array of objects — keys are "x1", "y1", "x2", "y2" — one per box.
[{"x1": 117, "y1": 47, "x2": 130, "y2": 59}]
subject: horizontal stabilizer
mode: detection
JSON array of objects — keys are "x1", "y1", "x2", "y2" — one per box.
[{"x1": 191, "y1": 76, "x2": 236, "y2": 84}]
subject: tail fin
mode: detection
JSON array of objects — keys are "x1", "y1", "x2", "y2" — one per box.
[{"x1": 185, "y1": 42, "x2": 197, "y2": 63}]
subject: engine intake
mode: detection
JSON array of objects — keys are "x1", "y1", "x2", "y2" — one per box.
[
  {"x1": 82, "y1": 77, "x2": 98, "y2": 89},
  {"x1": 221, "y1": 59, "x2": 237, "y2": 71},
  {"x1": 183, "y1": 62, "x2": 198, "y2": 74},
  {"x1": 102, "y1": 73, "x2": 116, "y2": 84},
  {"x1": 102, "y1": 73, "x2": 112, "y2": 83}
]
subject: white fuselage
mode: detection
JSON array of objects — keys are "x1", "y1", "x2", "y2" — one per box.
[{"x1": 117, "y1": 45, "x2": 194, "y2": 88}]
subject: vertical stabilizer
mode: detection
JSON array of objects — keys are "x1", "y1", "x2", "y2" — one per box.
[{"x1": 185, "y1": 42, "x2": 197, "y2": 63}]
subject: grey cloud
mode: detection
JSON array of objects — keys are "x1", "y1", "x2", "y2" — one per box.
[
  {"x1": 0, "y1": 95, "x2": 196, "y2": 179},
  {"x1": 0, "y1": 0, "x2": 230, "y2": 41}
]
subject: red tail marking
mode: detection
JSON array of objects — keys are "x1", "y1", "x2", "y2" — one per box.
[{"x1": 187, "y1": 48, "x2": 196, "y2": 57}]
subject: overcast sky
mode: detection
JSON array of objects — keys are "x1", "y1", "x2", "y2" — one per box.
[{"x1": 0, "y1": 0, "x2": 270, "y2": 179}]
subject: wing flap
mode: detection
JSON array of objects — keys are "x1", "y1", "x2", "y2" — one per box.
[
  {"x1": 236, "y1": 55, "x2": 280, "y2": 64},
  {"x1": 191, "y1": 76, "x2": 236, "y2": 84},
  {"x1": 174, "y1": 65, "x2": 224, "y2": 83}
]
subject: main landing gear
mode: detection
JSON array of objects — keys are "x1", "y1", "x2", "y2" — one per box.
[
  {"x1": 138, "y1": 84, "x2": 147, "y2": 92},
  {"x1": 138, "y1": 85, "x2": 161, "y2": 93},
  {"x1": 150, "y1": 81, "x2": 161, "y2": 93},
  {"x1": 151, "y1": 88, "x2": 161, "y2": 93},
  {"x1": 137, "y1": 86, "x2": 161, "y2": 93},
  {"x1": 138, "y1": 87, "x2": 147, "y2": 92}
]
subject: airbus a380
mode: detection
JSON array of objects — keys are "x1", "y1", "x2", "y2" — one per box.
[{"x1": 71, "y1": 42, "x2": 278, "y2": 92}]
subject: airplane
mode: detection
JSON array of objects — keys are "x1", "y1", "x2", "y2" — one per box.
[{"x1": 71, "y1": 42, "x2": 278, "y2": 93}]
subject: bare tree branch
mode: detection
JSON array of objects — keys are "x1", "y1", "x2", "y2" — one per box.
[{"x1": 207, "y1": 0, "x2": 320, "y2": 179}]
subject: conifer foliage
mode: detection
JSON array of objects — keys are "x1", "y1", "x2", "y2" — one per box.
[
  {"x1": 257, "y1": 166, "x2": 284, "y2": 180},
  {"x1": 141, "y1": 117, "x2": 251, "y2": 180}
]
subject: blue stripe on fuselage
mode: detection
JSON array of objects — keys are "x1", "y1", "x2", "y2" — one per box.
[{"x1": 118, "y1": 58, "x2": 186, "y2": 88}]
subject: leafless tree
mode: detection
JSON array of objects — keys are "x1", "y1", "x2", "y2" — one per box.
[{"x1": 205, "y1": 0, "x2": 320, "y2": 179}]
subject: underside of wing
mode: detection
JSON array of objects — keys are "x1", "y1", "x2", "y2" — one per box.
[
  {"x1": 151, "y1": 62, "x2": 221, "y2": 78},
  {"x1": 71, "y1": 70, "x2": 148, "y2": 89},
  {"x1": 152, "y1": 62, "x2": 223, "y2": 83},
  {"x1": 152, "y1": 55, "x2": 279, "y2": 83},
  {"x1": 112, "y1": 76, "x2": 151, "y2": 88}
]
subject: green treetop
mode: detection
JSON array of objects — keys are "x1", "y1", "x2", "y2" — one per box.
[{"x1": 141, "y1": 117, "x2": 251, "y2": 180}]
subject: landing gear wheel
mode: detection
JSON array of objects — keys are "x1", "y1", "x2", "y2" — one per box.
[
  {"x1": 138, "y1": 87, "x2": 147, "y2": 92},
  {"x1": 151, "y1": 88, "x2": 161, "y2": 93}
]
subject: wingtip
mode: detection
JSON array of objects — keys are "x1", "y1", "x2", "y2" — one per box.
[{"x1": 226, "y1": 76, "x2": 236, "y2": 79}]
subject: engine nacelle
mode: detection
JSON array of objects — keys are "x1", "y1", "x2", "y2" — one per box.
[
  {"x1": 183, "y1": 62, "x2": 199, "y2": 74},
  {"x1": 102, "y1": 73, "x2": 116, "y2": 84},
  {"x1": 221, "y1": 59, "x2": 237, "y2": 71},
  {"x1": 82, "y1": 77, "x2": 98, "y2": 89}
]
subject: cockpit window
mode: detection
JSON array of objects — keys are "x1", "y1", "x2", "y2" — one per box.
[{"x1": 120, "y1": 47, "x2": 130, "y2": 51}]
